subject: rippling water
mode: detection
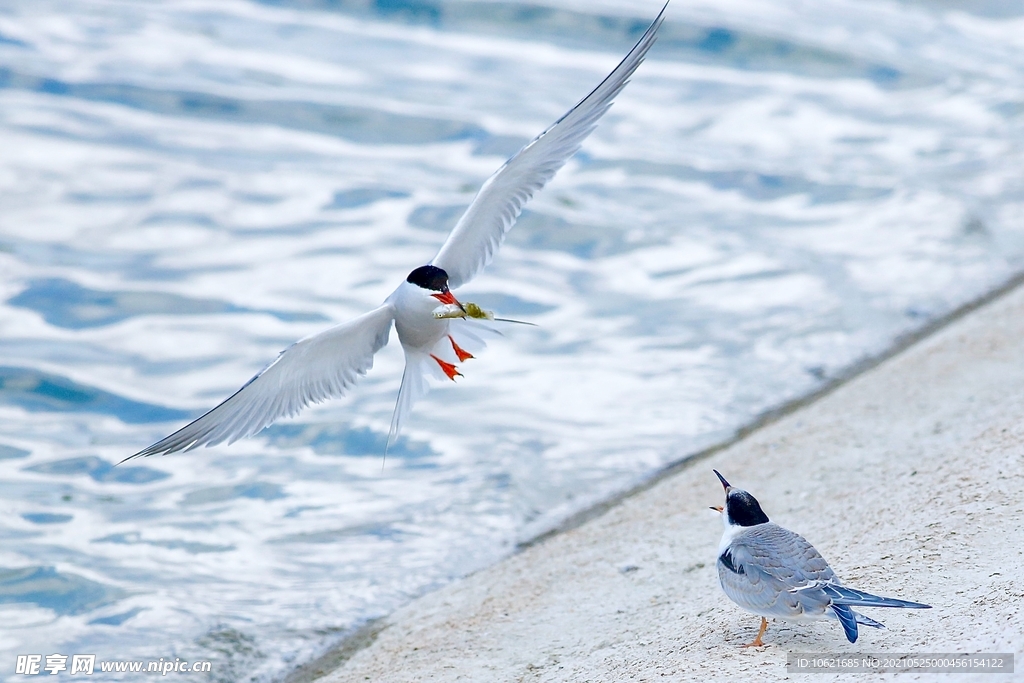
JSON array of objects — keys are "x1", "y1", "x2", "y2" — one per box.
[{"x1": 1, "y1": 0, "x2": 1023, "y2": 680}]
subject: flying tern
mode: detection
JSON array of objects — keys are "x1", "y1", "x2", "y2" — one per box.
[
  {"x1": 126, "y1": 4, "x2": 668, "y2": 460},
  {"x1": 711, "y1": 470, "x2": 930, "y2": 647}
]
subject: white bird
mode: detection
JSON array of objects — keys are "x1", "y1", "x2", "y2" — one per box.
[
  {"x1": 126, "y1": 4, "x2": 668, "y2": 461},
  {"x1": 711, "y1": 470, "x2": 930, "y2": 647}
]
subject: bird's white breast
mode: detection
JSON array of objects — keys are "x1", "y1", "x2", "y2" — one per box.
[
  {"x1": 388, "y1": 280, "x2": 451, "y2": 350},
  {"x1": 718, "y1": 520, "x2": 746, "y2": 557}
]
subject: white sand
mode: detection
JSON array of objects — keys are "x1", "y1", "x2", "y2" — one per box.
[{"x1": 311, "y1": 284, "x2": 1024, "y2": 682}]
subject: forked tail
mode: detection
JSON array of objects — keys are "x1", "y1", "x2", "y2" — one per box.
[
  {"x1": 384, "y1": 352, "x2": 432, "y2": 466},
  {"x1": 827, "y1": 584, "x2": 930, "y2": 644},
  {"x1": 382, "y1": 322, "x2": 500, "y2": 467}
]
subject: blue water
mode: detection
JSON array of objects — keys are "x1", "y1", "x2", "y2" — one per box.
[{"x1": 1, "y1": 0, "x2": 1023, "y2": 680}]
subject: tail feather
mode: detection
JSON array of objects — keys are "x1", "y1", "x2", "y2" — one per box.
[
  {"x1": 386, "y1": 352, "x2": 432, "y2": 458},
  {"x1": 854, "y1": 612, "x2": 886, "y2": 630},
  {"x1": 832, "y1": 604, "x2": 859, "y2": 643},
  {"x1": 822, "y1": 584, "x2": 931, "y2": 610},
  {"x1": 384, "y1": 322, "x2": 501, "y2": 461}
]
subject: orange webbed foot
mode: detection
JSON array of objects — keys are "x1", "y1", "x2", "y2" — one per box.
[
  {"x1": 431, "y1": 354, "x2": 462, "y2": 381},
  {"x1": 449, "y1": 336, "x2": 474, "y2": 362}
]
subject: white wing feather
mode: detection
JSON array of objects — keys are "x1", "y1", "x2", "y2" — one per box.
[
  {"x1": 431, "y1": 3, "x2": 667, "y2": 289},
  {"x1": 125, "y1": 303, "x2": 395, "y2": 459}
]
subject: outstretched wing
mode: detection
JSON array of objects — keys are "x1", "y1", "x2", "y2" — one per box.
[
  {"x1": 430, "y1": 2, "x2": 668, "y2": 289},
  {"x1": 125, "y1": 303, "x2": 395, "y2": 459}
]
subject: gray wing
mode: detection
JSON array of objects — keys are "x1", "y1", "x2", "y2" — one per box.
[
  {"x1": 125, "y1": 303, "x2": 395, "y2": 459},
  {"x1": 718, "y1": 523, "x2": 838, "y2": 619},
  {"x1": 430, "y1": 2, "x2": 667, "y2": 290}
]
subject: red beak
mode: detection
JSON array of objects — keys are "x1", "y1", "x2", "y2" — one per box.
[{"x1": 432, "y1": 290, "x2": 461, "y2": 307}]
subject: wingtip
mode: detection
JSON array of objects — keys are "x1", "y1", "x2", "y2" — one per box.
[
  {"x1": 381, "y1": 435, "x2": 391, "y2": 473},
  {"x1": 644, "y1": 1, "x2": 670, "y2": 40},
  {"x1": 119, "y1": 444, "x2": 161, "y2": 464}
]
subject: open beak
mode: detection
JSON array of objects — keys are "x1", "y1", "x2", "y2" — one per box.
[
  {"x1": 432, "y1": 289, "x2": 466, "y2": 312},
  {"x1": 709, "y1": 505, "x2": 724, "y2": 513},
  {"x1": 713, "y1": 469, "x2": 731, "y2": 491}
]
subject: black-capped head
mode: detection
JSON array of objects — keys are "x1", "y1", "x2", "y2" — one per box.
[
  {"x1": 712, "y1": 470, "x2": 770, "y2": 527},
  {"x1": 725, "y1": 488, "x2": 770, "y2": 527},
  {"x1": 406, "y1": 265, "x2": 450, "y2": 292}
]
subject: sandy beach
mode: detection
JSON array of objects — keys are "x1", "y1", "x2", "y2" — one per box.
[{"x1": 299, "y1": 280, "x2": 1024, "y2": 682}]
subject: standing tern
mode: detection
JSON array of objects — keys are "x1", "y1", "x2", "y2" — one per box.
[
  {"x1": 710, "y1": 470, "x2": 930, "y2": 647},
  {"x1": 126, "y1": 3, "x2": 668, "y2": 460}
]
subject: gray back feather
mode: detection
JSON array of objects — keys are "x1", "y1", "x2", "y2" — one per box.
[{"x1": 718, "y1": 522, "x2": 837, "y2": 619}]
